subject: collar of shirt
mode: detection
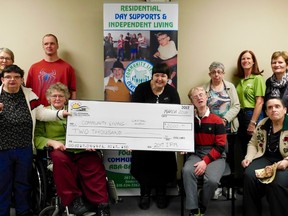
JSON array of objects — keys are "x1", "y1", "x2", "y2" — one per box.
[
  {"x1": 113, "y1": 77, "x2": 123, "y2": 83},
  {"x1": 195, "y1": 107, "x2": 210, "y2": 122}
]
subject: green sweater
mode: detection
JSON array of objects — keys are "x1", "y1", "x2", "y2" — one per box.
[{"x1": 34, "y1": 106, "x2": 83, "y2": 153}]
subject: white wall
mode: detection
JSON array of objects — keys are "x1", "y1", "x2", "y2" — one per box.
[{"x1": 1, "y1": 0, "x2": 287, "y2": 104}]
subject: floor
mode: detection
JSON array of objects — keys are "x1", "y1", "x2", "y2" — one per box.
[
  {"x1": 109, "y1": 193, "x2": 270, "y2": 216},
  {"x1": 10, "y1": 192, "x2": 270, "y2": 216}
]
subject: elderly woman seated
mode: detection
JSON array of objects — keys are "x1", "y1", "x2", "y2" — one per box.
[
  {"x1": 241, "y1": 97, "x2": 288, "y2": 216},
  {"x1": 34, "y1": 82, "x2": 110, "y2": 216}
]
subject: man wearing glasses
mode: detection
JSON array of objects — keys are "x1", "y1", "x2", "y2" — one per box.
[{"x1": 182, "y1": 87, "x2": 227, "y2": 216}]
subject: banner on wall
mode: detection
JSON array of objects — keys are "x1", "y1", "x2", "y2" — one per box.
[{"x1": 103, "y1": 2, "x2": 178, "y2": 195}]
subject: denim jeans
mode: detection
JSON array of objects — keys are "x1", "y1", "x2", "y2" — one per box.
[{"x1": 0, "y1": 146, "x2": 33, "y2": 216}]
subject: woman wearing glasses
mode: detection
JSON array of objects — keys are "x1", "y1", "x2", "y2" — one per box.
[
  {"x1": 204, "y1": 61, "x2": 240, "y2": 139},
  {"x1": 0, "y1": 65, "x2": 69, "y2": 216},
  {"x1": 34, "y1": 82, "x2": 110, "y2": 216},
  {"x1": 0, "y1": 47, "x2": 14, "y2": 85},
  {"x1": 204, "y1": 61, "x2": 240, "y2": 199}
]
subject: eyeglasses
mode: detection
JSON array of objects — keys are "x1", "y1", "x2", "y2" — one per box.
[
  {"x1": 191, "y1": 93, "x2": 205, "y2": 100},
  {"x1": 50, "y1": 95, "x2": 65, "y2": 99},
  {"x1": 3, "y1": 76, "x2": 22, "y2": 80},
  {"x1": 0, "y1": 56, "x2": 12, "y2": 61},
  {"x1": 210, "y1": 70, "x2": 224, "y2": 75},
  {"x1": 158, "y1": 36, "x2": 167, "y2": 42}
]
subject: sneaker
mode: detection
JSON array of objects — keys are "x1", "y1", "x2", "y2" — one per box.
[
  {"x1": 68, "y1": 197, "x2": 89, "y2": 215},
  {"x1": 212, "y1": 187, "x2": 222, "y2": 200},
  {"x1": 188, "y1": 209, "x2": 205, "y2": 216},
  {"x1": 237, "y1": 187, "x2": 243, "y2": 195},
  {"x1": 83, "y1": 212, "x2": 97, "y2": 216},
  {"x1": 222, "y1": 187, "x2": 237, "y2": 200},
  {"x1": 139, "y1": 195, "x2": 150, "y2": 210},
  {"x1": 97, "y1": 203, "x2": 110, "y2": 216}
]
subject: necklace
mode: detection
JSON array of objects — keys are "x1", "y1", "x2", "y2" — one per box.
[{"x1": 267, "y1": 124, "x2": 280, "y2": 153}]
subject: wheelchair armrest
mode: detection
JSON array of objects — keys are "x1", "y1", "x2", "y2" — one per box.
[{"x1": 43, "y1": 146, "x2": 54, "y2": 152}]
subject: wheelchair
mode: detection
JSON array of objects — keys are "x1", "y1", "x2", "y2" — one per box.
[
  {"x1": 31, "y1": 150, "x2": 54, "y2": 214},
  {"x1": 32, "y1": 148, "x2": 119, "y2": 216}
]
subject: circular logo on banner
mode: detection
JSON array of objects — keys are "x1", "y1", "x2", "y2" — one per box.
[{"x1": 124, "y1": 60, "x2": 153, "y2": 93}]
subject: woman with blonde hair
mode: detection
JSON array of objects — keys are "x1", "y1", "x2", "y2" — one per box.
[{"x1": 265, "y1": 51, "x2": 288, "y2": 107}]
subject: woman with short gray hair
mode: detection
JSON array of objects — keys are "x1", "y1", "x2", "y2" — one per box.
[{"x1": 203, "y1": 61, "x2": 240, "y2": 199}]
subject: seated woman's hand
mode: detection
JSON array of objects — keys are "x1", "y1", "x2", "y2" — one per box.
[
  {"x1": 48, "y1": 140, "x2": 66, "y2": 151},
  {"x1": 277, "y1": 159, "x2": 288, "y2": 170},
  {"x1": 241, "y1": 159, "x2": 250, "y2": 168}
]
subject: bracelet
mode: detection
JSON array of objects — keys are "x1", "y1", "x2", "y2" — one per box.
[{"x1": 250, "y1": 120, "x2": 257, "y2": 126}]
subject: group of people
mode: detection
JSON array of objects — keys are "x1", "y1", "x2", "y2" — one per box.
[
  {"x1": 104, "y1": 50, "x2": 288, "y2": 216},
  {"x1": 0, "y1": 34, "x2": 110, "y2": 216},
  {"x1": 104, "y1": 32, "x2": 148, "y2": 61},
  {"x1": 183, "y1": 50, "x2": 288, "y2": 216},
  {"x1": 1, "y1": 36, "x2": 288, "y2": 216}
]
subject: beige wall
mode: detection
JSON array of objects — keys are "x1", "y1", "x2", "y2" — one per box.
[{"x1": 0, "y1": 0, "x2": 287, "y2": 104}]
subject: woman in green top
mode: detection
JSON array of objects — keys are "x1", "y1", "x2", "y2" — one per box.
[
  {"x1": 235, "y1": 50, "x2": 266, "y2": 157},
  {"x1": 34, "y1": 82, "x2": 110, "y2": 216}
]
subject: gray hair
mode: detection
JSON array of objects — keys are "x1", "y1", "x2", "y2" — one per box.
[
  {"x1": 0, "y1": 47, "x2": 15, "y2": 63},
  {"x1": 46, "y1": 82, "x2": 70, "y2": 104},
  {"x1": 209, "y1": 61, "x2": 225, "y2": 72}
]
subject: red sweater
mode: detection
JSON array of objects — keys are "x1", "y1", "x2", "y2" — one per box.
[{"x1": 194, "y1": 113, "x2": 226, "y2": 164}]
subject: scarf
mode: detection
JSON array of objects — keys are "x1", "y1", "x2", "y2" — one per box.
[{"x1": 270, "y1": 72, "x2": 288, "y2": 97}]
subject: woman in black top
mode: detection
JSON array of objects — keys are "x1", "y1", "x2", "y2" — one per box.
[{"x1": 130, "y1": 62, "x2": 180, "y2": 210}]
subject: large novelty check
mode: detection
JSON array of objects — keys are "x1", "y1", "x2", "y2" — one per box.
[{"x1": 65, "y1": 100, "x2": 194, "y2": 152}]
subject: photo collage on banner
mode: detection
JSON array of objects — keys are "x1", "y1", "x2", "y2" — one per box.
[{"x1": 103, "y1": 2, "x2": 178, "y2": 195}]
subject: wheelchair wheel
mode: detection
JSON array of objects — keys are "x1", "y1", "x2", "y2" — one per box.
[
  {"x1": 32, "y1": 158, "x2": 48, "y2": 214},
  {"x1": 39, "y1": 206, "x2": 59, "y2": 216}
]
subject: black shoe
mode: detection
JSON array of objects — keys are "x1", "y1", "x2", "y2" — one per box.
[
  {"x1": 237, "y1": 187, "x2": 244, "y2": 195},
  {"x1": 68, "y1": 197, "x2": 89, "y2": 215},
  {"x1": 97, "y1": 203, "x2": 110, "y2": 216},
  {"x1": 156, "y1": 195, "x2": 168, "y2": 209},
  {"x1": 139, "y1": 195, "x2": 150, "y2": 210}
]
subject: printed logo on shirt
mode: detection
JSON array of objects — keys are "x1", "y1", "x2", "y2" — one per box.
[{"x1": 124, "y1": 60, "x2": 152, "y2": 93}]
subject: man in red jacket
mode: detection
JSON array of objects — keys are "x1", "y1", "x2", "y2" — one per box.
[{"x1": 182, "y1": 86, "x2": 227, "y2": 216}]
